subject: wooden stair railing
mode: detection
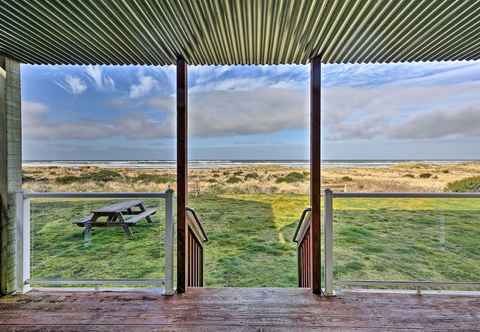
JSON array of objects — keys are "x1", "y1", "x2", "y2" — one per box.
[
  {"x1": 293, "y1": 208, "x2": 312, "y2": 288},
  {"x1": 186, "y1": 207, "x2": 208, "y2": 287}
]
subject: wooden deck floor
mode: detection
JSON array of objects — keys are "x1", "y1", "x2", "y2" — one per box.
[{"x1": 0, "y1": 288, "x2": 479, "y2": 331}]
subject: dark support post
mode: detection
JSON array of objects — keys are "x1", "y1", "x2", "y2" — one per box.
[
  {"x1": 0, "y1": 57, "x2": 7, "y2": 295},
  {"x1": 177, "y1": 56, "x2": 188, "y2": 293},
  {"x1": 310, "y1": 55, "x2": 322, "y2": 294}
]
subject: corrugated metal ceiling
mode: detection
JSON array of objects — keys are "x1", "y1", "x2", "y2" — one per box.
[{"x1": 1, "y1": 0, "x2": 480, "y2": 65}]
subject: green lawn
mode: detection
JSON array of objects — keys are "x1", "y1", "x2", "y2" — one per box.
[{"x1": 30, "y1": 194, "x2": 480, "y2": 288}]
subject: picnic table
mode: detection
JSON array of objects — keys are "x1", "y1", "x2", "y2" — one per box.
[{"x1": 73, "y1": 200, "x2": 156, "y2": 239}]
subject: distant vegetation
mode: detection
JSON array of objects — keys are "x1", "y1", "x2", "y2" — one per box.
[
  {"x1": 244, "y1": 172, "x2": 259, "y2": 181},
  {"x1": 446, "y1": 176, "x2": 480, "y2": 192},
  {"x1": 275, "y1": 172, "x2": 305, "y2": 184},
  {"x1": 341, "y1": 176, "x2": 353, "y2": 182},
  {"x1": 56, "y1": 169, "x2": 122, "y2": 184},
  {"x1": 226, "y1": 176, "x2": 243, "y2": 184},
  {"x1": 132, "y1": 173, "x2": 174, "y2": 184},
  {"x1": 419, "y1": 173, "x2": 432, "y2": 179}
]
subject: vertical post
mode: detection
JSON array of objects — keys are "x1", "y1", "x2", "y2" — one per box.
[
  {"x1": 324, "y1": 189, "x2": 334, "y2": 296},
  {"x1": 164, "y1": 189, "x2": 174, "y2": 295},
  {"x1": 310, "y1": 55, "x2": 322, "y2": 294},
  {"x1": 0, "y1": 56, "x2": 7, "y2": 295},
  {"x1": 176, "y1": 56, "x2": 188, "y2": 293},
  {"x1": 15, "y1": 191, "x2": 30, "y2": 294},
  {"x1": 0, "y1": 56, "x2": 22, "y2": 295}
]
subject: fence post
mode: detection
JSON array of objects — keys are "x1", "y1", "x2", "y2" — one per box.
[
  {"x1": 15, "y1": 191, "x2": 30, "y2": 294},
  {"x1": 163, "y1": 189, "x2": 174, "y2": 295},
  {"x1": 324, "y1": 189, "x2": 335, "y2": 296}
]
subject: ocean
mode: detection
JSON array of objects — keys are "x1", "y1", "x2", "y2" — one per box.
[{"x1": 22, "y1": 160, "x2": 477, "y2": 169}]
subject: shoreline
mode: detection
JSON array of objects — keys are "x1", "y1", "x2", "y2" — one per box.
[{"x1": 22, "y1": 159, "x2": 479, "y2": 170}]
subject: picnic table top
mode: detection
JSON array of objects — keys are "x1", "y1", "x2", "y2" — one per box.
[{"x1": 92, "y1": 200, "x2": 144, "y2": 214}]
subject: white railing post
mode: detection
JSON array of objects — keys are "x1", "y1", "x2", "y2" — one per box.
[
  {"x1": 15, "y1": 191, "x2": 30, "y2": 294},
  {"x1": 324, "y1": 189, "x2": 335, "y2": 296},
  {"x1": 163, "y1": 189, "x2": 174, "y2": 295}
]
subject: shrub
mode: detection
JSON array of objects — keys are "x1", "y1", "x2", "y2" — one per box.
[
  {"x1": 133, "y1": 173, "x2": 174, "y2": 184},
  {"x1": 442, "y1": 169, "x2": 449, "y2": 174},
  {"x1": 419, "y1": 173, "x2": 432, "y2": 179},
  {"x1": 55, "y1": 175, "x2": 79, "y2": 184},
  {"x1": 22, "y1": 175, "x2": 35, "y2": 182},
  {"x1": 233, "y1": 171, "x2": 243, "y2": 176},
  {"x1": 87, "y1": 169, "x2": 122, "y2": 182},
  {"x1": 341, "y1": 176, "x2": 353, "y2": 182},
  {"x1": 244, "y1": 172, "x2": 259, "y2": 181},
  {"x1": 402, "y1": 174, "x2": 415, "y2": 178},
  {"x1": 446, "y1": 176, "x2": 480, "y2": 192},
  {"x1": 226, "y1": 176, "x2": 242, "y2": 184},
  {"x1": 275, "y1": 172, "x2": 305, "y2": 183}
]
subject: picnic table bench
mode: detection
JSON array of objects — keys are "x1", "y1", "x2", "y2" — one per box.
[{"x1": 73, "y1": 200, "x2": 156, "y2": 238}]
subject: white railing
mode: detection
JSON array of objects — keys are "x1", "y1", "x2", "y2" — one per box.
[
  {"x1": 15, "y1": 190, "x2": 175, "y2": 295},
  {"x1": 323, "y1": 189, "x2": 480, "y2": 295}
]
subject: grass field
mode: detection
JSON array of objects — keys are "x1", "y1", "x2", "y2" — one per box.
[{"x1": 30, "y1": 193, "x2": 480, "y2": 288}]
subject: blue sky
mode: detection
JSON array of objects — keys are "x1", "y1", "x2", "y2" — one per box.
[{"x1": 21, "y1": 61, "x2": 480, "y2": 161}]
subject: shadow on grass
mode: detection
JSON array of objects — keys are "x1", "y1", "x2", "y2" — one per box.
[{"x1": 189, "y1": 194, "x2": 299, "y2": 287}]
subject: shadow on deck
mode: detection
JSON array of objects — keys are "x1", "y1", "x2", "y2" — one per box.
[{"x1": 1, "y1": 288, "x2": 480, "y2": 331}]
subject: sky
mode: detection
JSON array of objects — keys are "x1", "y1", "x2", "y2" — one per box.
[{"x1": 21, "y1": 60, "x2": 480, "y2": 161}]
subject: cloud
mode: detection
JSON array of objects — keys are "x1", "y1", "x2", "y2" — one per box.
[
  {"x1": 129, "y1": 75, "x2": 158, "y2": 98},
  {"x1": 323, "y1": 80, "x2": 480, "y2": 141},
  {"x1": 147, "y1": 87, "x2": 308, "y2": 137},
  {"x1": 22, "y1": 100, "x2": 173, "y2": 141},
  {"x1": 189, "y1": 65, "x2": 308, "y2": 93},
  {"x1": 56, "y1": 75, "x2": 87, "y2": 95},
  {"x1": 22, "y1": 101, "x2": 48, "y2": 114},
  {"x1": 24, "y1": 62, "x2": 480, "y2": 145},
  {"x1": 85, "y1": 66, "x2": 115, "y2": 90},
  {"x1": 389, "y1": 107, "x2": 480, "y2": 140},
  {"x1": 189, "y1": 88, "x2": 307, "y2": 137}
]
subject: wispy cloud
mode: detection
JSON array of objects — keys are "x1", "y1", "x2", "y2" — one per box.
[
  {"x1": 57, "y1": 75, "x2": 87, "y2": 95},
  {"x1": 85, "y1": 65, "x2": 115, "y2": 90}
]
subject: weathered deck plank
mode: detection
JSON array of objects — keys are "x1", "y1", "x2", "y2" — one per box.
[{"x1": 0, "y1": 288, "x2": 479, "y2": 331}]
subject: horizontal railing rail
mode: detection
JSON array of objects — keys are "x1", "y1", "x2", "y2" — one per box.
[
  {"x1": 23, "y1": 192, "x2": 170, "y2": 198},
  {"x1": 31, "y1": 279, "x2": 165, "y2": 287},
  {"x1": 325, "y1": 189, "x2": 480, "y2": 294},
  {"x1": 293, "y1": 208, "x2": 311, "y2": 243},
  {"x1": 16, "y1": 190, "x2": 175, "y2": 295},
  {"x1": 186, "y1": 207, "x2": 208, "y2": 242},
  {"x1": 332, "y1": 192, "x2": 480, "y2": 198}
]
